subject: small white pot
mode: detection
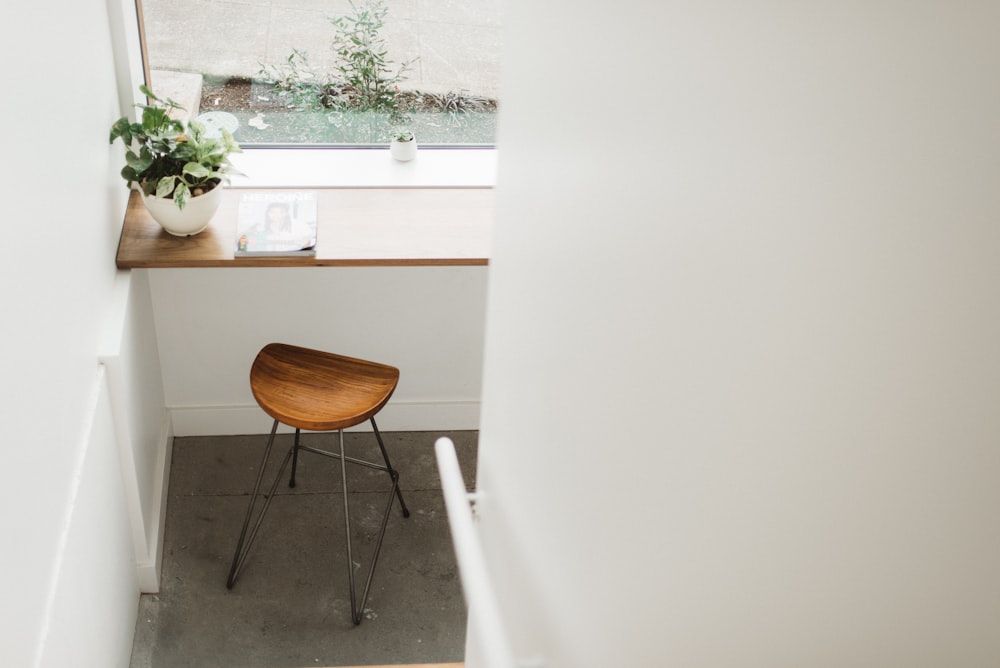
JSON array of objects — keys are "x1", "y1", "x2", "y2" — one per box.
[
  {"x1": 140, "y1": 184, "x2": 225, "y2": 236},
  {"x1": 390, "y1": 137, "x2": 417, "y2": 162}
]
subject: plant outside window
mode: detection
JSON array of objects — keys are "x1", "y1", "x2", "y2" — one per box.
[{"x1": 139, "y1": 0, "x2": 500, "y2": 147}]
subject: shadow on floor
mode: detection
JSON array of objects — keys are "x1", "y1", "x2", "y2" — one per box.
[{"x1": 130, "y1": 430, "x2": 477, "y2": 668}]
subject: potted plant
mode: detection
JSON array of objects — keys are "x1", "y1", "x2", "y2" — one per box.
[
  {"x1": 389, "y1": 129, "x2": 417, "y2": 162},
  {"x1": 110, "y1": 85, "x2": 243, "y2": 236}
]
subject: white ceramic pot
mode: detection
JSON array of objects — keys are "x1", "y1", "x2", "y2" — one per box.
[
  {"x1": 140, "y1": 184, "x2": 225, "y2": 236},
  {"x1": 390, "y1": 137, "x2": 417, "y2": 162}
]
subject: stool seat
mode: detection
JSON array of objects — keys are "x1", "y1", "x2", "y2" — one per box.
[{"x1": 251, "y1": 343, "x2": 400, "y2": 432}]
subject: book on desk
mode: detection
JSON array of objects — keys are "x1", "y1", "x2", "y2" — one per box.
[{"x1": 235, "y1": 191, "x2": 318, "y2": 257}]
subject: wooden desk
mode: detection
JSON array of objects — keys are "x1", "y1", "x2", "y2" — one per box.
[{"x1": 116, "y1": 187, "x2": 493, "y2": 268}]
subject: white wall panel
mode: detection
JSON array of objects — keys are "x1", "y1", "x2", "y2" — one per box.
[
  {"x1": 473, "y1": 2, "x2": 1000, "y2": 666},
  {"x1": 148, "y1": 266, "x2": 488, "y2": 435},
  {"x1": 0, "y1": 0, "x2": 147, "y2": 663},
  {"x1": 35, "y1": 368, "x2": 138, "y2": 668},
  {"x1": 101, "y1": 270, "x2": 172, "y2": 592}
]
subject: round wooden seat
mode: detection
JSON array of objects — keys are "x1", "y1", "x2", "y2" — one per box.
[{"x1": 250, "y1": 342, "x2": 400, "y2": 432}]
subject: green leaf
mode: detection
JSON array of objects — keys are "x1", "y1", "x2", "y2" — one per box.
[
  {"x1": 140, "y1": 84, "x2": 164, "y2": 106},
  {"x1": 174, "y1": 183, "x2": 190, "y2": 210},
  {"x1": 220, "y1": 129, "x2": 242, "y2": 154},
  {"x1": 109, "y1": 117, "x2": 132, "y2": 144},
  {"x1": 183, "y1": 162, "x2": 211, "y2": 180},
  {"x1": 156, "y1": 176, "x2": 177, "y2": 199},
  {"x1": 187, "y1": 119, "x2": 206, "y2": 142},
  {"x1": 125, "y1": 148, "x2": 154, "y2": 174}
]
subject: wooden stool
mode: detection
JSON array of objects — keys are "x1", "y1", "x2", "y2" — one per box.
[{"x1": 226, "y1": 343, "x2": 410, "y2": 625}]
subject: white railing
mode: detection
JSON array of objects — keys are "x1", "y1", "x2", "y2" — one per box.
[{"x1": 435, "y1": 437, "x2": 523, "y2": 668}]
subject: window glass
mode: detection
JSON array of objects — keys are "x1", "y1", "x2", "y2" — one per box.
[{"x1": 138, "y1": 0, "x2": 500, "y2": 147}]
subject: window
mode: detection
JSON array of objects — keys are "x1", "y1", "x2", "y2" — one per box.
[{"x1": 137, "y1": 0, "x2": 500, "y2": 147}]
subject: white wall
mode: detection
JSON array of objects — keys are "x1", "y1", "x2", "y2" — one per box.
[
  {"x1": 148, "y1": 265, "x2": 487, "y2": 436},
  {"x1": 101, "y1": 269, "x2": 172, "y2": 592},
  {"x1": 36, "y1": 368, "x2": 138, "y2": 667},
  {"x1": 0, "y1": 0, "x2": 152, "y2": 665},
  {"x1": 475, "y1": 2, "x2": 1000, "y2": 667}
]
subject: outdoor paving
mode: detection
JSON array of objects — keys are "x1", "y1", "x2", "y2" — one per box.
[{"x1": 142, "y1": 0, "x2": 502, "y2": 101}]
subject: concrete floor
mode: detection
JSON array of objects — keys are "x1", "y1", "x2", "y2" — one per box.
[{"x1": 129, "y1": 430, "x2": 478, "y2": 668}]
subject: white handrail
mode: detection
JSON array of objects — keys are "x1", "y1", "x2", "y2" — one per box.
[{"x1": 435, "y1": 437, "x2": 518, "y2": 668}]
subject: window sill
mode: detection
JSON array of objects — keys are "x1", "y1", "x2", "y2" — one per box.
[
  {"x1": 229, "y1": 147, "x2": 497, "y2": 188},
  {"x1": 115, "y1": 186, "x2": 493, "y2": 268}
]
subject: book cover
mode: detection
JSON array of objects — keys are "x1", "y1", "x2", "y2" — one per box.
[{"x1": 235, "y1": 191, "x2": 318, "y2": 256}]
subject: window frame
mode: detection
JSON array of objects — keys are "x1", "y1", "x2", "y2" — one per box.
[{"x1": 130, "y1": 0, "x2": 500, "y2": 169}]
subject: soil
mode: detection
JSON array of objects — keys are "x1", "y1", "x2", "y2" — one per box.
[
  {"x1": 199, "y1": 76, "x2": 497, "y2": 115},
  {"x1": 201, "y1": 77, "x2": 284, "y2": 113}
]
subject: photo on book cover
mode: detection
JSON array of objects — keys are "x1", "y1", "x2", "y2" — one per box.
[{"x1": 235, "y1": 191, "x2": 318, "y2": 256}]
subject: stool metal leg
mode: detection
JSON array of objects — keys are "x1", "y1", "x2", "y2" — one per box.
[
  {"x1": 339, "y1": 428, "x2": 402, "y2": 625},
  {"x1": 289, "y1": 428, "x2": 301, "y2": 488},
  {"x1": 227, "y1": 420, "x2": 294, "y2": 589},
  {"x1": 370, "y1": 417, "x2": 410, "y2": 518},
  {"x1": 226, "y1": 419, "x2": 409, "y2": 625}
]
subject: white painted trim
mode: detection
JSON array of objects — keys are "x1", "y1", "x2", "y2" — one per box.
[
  {"x1": 135, "y1": 413, "x2": 172, "y2": 593},
  {"x1": 99, "y1": 271, "x2": 173, "y2": 593},
  {"x1": 99, "y1": 273, "x2": 158, "y2": 590},
  {"x1": 436, "y1": 437, "x2": 521, "y2": 668},
  {"x1": 98, "y1": 275, "x2": 140, "y2": 552},
  {"x1": 100, "y1": 353, "x2": 150, "y2": 578},
  {"x1": 168, "y1": 399, "x2": 481, "y2": 437},
  {"x1": 229, "y1": 147, "x2": 497, "y2": 189},
  {"x1": 108, "y1": 0, "x2": 145, "y2": 118}
]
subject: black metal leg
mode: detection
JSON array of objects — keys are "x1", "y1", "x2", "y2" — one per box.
[
  {"x1": 289, "y1": 428, "x2": 301, "y2": 488},
  {"x1": 338, "y1": 429, "x2": 357, "y2": 622},
  {"x1": 227, "y1": 420, "x2": 294, "y2": 589},
  {"x1": 339, "y1": 428, "x2": 401, "y2": 625},
  {"x1": 370, "y1": 417, "x2": 410, "y2": 518},
  {"x1": 227, "y1": 419, "x2": 408, "y2": 625}
]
